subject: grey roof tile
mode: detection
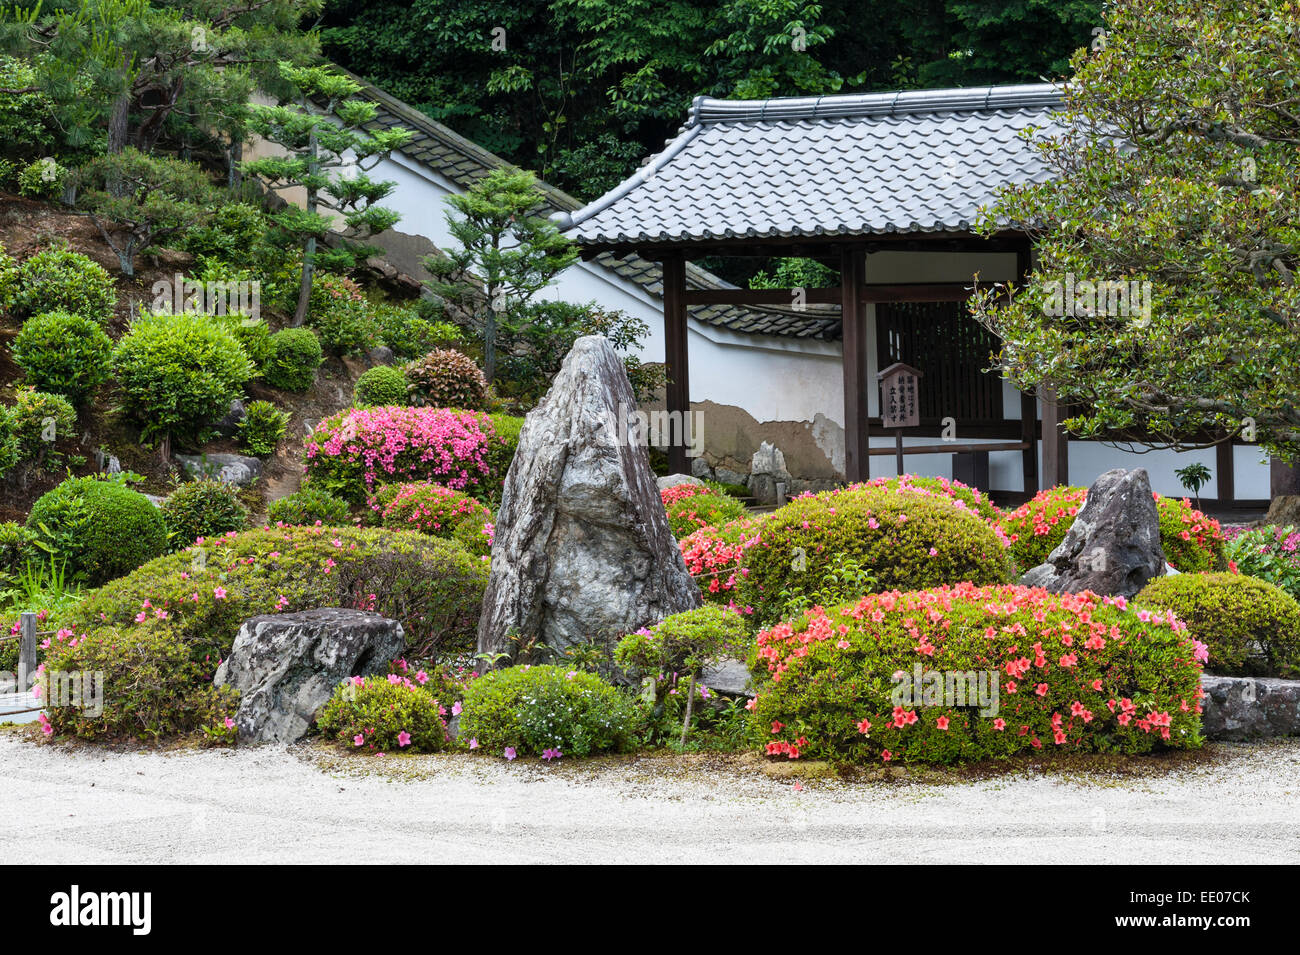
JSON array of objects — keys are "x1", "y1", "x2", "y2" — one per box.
[{"x1": 559, "y1": 84, "x2": 1064, "y2": 246}]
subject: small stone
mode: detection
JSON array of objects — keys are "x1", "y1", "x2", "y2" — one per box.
[
  {"x1": 700, "y1": 658, "x2": 755, "y2": 698},
  {"x1": 1200, "y1": 674, "x2": 1300, "y2": 740},
  {"x1": 367, "y1": 345, "x2": 396, "y2": 366},
  {"x1": 211, "y1": 399, "x2": 247, "y2": 438},
  {"x1": 656, "y1": 473, "x2": 703, "y2": 491},
  {"x1": 690, "y1": 457, "x2": 715, "y2": 480}
]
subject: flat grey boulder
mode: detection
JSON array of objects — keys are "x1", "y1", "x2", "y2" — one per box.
[
  {"x1": 1200, "y1": 674, "x2": 1300, "y2": 741},
  {"x1": 1021, "y1": 468, "x2": 1165, "y2": 598},
  {"x1": 214, "y1": 608, "x2": 404, "y2": 744},
  {"x1": 176, "y1": 452, "x2": 262, "y2": 486},
  {"x1": 478, "y1": 335, "x2": 701, "y2": 660},
  {"x1": 657, "y1": 473, "x2": 703, "y2": 491}
]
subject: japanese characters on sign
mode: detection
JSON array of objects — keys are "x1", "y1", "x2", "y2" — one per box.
[{"x1": 878, "y1": 362, "x2": 922, "y2": 429}]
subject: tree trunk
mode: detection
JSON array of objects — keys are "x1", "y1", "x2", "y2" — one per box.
[
  {"x1": 291, "y1": 132, "x2": 319, "y2": 328},
  {"x1": 680, "y1": 673, "x2": 696, "y2": 747},
  {"x1": 484, "y1": 306, "x2": 496, "y2": 383},
  {"x1": 108, "y1": 91, "x2": 130, "y2": 157}
]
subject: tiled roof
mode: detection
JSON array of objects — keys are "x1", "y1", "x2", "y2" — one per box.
[
  {"x1": 556, "y1": 84, "x2": 1064, "y2": 246},
  {"x1": 343, "y1": 71, "x2": 839, "y2": 338}
]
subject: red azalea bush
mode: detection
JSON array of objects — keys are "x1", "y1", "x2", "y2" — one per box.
[
  {"x1": 750, "y1": 583, "x2": 1205, "y2": 765},
  {"x1": 1000, "y1": 486, "x2": 1225, "y2": 572},
  {"x1": 660, "y1": 483, "x2": 748, "y2": 539},
  {"x1": 678, "y1": 517, "x2": 762, "y2": 612},
  {"x1": 304, "y1": 405, "x2": 504, "y2": 503},
  {"x1": 370, "y1": 481, "x2": 493, "y2": 556}
]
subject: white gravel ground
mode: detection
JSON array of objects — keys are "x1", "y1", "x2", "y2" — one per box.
[{"x1": 1, "y1": 731, "x2": 1297, "y2": 864}]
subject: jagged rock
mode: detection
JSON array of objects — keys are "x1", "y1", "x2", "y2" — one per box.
[
  {"x1": 1021, "y1": 468, "x2": 1165, "y2": 598},
  {"x1": 211, "y1": 399, "x2": 247, "y2": 438},
  {"x1": 478, "y1": 335, "x2": 701, "y2": 659},
  {"x1": 175, "y1": 452, "x2": 262, "y2": 486},
  {"x1": 214, "y1": 609, "x2": 405, "y2": 745},
  {"x1": 749, "y1": 441, "x2": 791, "y2": 504},
  {"x1": 657, "y1": 473, "x2": 703, "y2": 491},
  {"x1": 716, "y1": 467, "x2": 749, "y2": 487},
  {"x1": 1200, "y1": 674, "x2": 1300, "y2": 740}
]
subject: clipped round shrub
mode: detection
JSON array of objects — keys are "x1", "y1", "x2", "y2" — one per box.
[
  {"x1": 305, "y1": 405, "x2": 498, "y2": 502},
  {"x1": 112, "y1": 311, "x2": 254, "y2": 445},
  {"x1": 14, "y1": 245, "x2": 115, "y2": 322},
  {"x1": 740, "y1": 485, "x2": 1012, "y2": 626},
  {"x1": 354, "y1": 364, "x2": 408, "y2": 407},
  {"x1": 236, "y1": 399, "x2": 289, "y2": 456},
  {"x1": 371, "y1": 481, "x2": 492, "y2": 556},
  {"x1": 160, "y1": 479, "x2": 249, "y2": 549},
  {"x1": 854, "y1": 474, "x2": 1001, "y2": 522},
  {"x1": 404, "y1": 348, "x2": 489, "y2": 410},
  {"x1": 316, "y1": 674, "x2": 449, "y2": 752},
  {"x1": 264, "y1": 327, "x2": 323, "y2": 392},
  {"x1": 752, "y1": 583, "x2": 1205, "y2": 765},
  {"x1": 1001, "y1": 486, "x2": 1226, "y2": 573},
  {"x1": 41, "y1": 621, "x2": 238, "y2": 742},
  {"x1": 1134, "y1": 572, "x2": 1300, "y2": 678},
  {"x1": 223, "y1": 315, "x2": 274, "y2": 371},
  {"x1": 11, "y1": 310, "x2": 112, "y2": 404},
  {"x1": 660, "y1": 483, "x2": 748, "y2": 538},
  {"x1": 57, "y1": 526, "x2": 488, "y2": 665},
  {"x1": 458, "y1": 664, "x2": 637, "y2": 758},
  {"x1": 27, "y1": 476, "x2": 168, "y2": 585},
  {"x1": 679, "y1": 517, "x2": 762, "y2": 608},
  {"x1": 267, "y1": 485, "x2": 352, "y2": 526}
]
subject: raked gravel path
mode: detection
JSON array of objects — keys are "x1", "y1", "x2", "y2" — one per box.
[{"x1": 1, "y1": 732, "x2": 1298, "y2": 864}]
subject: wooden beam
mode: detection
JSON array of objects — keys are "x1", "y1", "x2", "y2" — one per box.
[
  {"x1": 1016, "y1": 243, "x2": 1038, "y2": 496},
  {"x1": 1040, "y1": 386, "x2": 1069, "y2": 488},
  {"x1": 680, "y1": 283, "x2": 978, "y2": 307},
  {"x1": 840, "y1": 246, "x2": 869, "y2": 482},
  {"x1": 662, "y1": 255, "x2": 690, "y2": 475},
  {"x1": 1216, "y1": 438, "x2": 1235, "y2": 506}
]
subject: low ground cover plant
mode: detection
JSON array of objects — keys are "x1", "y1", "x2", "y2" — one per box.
[
  {"x1": 267, "y1": 485, "x2": 352, "y2": 526},
  {"x1": 751, "y1": 583, "x2": 1205, "y2": 765},
  {"x1": 457, "y1": 664, "x2": 638, "y2": 758},
  {"x1": 1135, "y1": 572, "x2": 1300, "y2": 678},
  {"x1": 1224, "y1": 525, "x2": 1300, "y2": 600}
]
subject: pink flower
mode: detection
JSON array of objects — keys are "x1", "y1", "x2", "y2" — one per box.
[
  {"x1": 213, "y1": 587, "x2": 227, "y2": 599},
  {"x1": 469, "y1": 737, "x2": 479, "y2": 750},
  {"x1": 397, "y1": 731, "x2": 412, "y2": 748},
  {"x1": 353, "y1": 734, "x2": 365, "y2": 746},
  {"x1": 504, "y1": 747, "x2": 517, "y2": 761},
  {"x1": 224, "y1": 717, "x2": 236, "y2": 730},
  {"x1": 451, "y1": 701, "x2": 462, "y2": 716},
  {"x1": 415, "y1": 670, "x2": 429, "y2": 685}
]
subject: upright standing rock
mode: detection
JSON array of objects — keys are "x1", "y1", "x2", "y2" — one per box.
[
  {"x1": 1021, "y1": 467, "x2": 1166, "y2": 598},
  {"x1": 478, "y1": 335, "x2": 701, "y2": 660}
]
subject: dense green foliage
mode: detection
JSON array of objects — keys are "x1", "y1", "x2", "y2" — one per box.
[
  {"x1": 27, "y1": 475, "x2": 168, "y2": 585},
  {"x1": 972, "y1": 0, "x2": 1300, "y2": 461},
  {"x1": 458, "y1": 664, "x2": 638, "y2": 757},
  {"x1": 11, "y1": 246, "x2": 115, "y2": 323},
  {"x1": 0, "y1": 387, "x2": 77, "y2": 480},
  {"x1": 237, "y1": 399, "x2": 290, "y2": 456},
  {"x1": 403, "y1": 348, "x2": 490, "y2": 410},
  {"x1": 1135, "y1": 572, "x2": 1300, "y2": 678},
  {"x1": 353, "y1": 364, "x2": 408, "y2": 407},
  {"x1": 660, "y1": 484, "x2": 748, "y2": 539},
  {"x1": 322, "y1": 0, "x2": 1101, "y2": 199},
  {"x1": 1224, "y1": 526, "x2": 1300, "y2": 601}
]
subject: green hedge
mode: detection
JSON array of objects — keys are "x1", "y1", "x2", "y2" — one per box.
[
  {"x1": 28, "y1": 476, "x2": 168, "y2": 585},
  {"x1": 1135, "y1": 572, "x2": 1300, "y2": 678},
  {"x1": 751, "y1": 583, "x2": 1205, "y2": 764}
]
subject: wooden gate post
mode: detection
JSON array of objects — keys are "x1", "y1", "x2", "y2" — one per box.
[{"x1": 18, "y1": 611, "x2": 36, "y2": 681}]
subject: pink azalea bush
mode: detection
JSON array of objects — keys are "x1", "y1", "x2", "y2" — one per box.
[
  {"x1": 369, "y1": 481, "x2": 493, "y2": 556},
  {"x1": 750, "y1": 582, "x2": 1205, "y2": 764},
  {"x1": 660, "y1": 483, "x2": 748, "y2": 539},
  {"x1": 304, "y1": 405, "x2": 500, "y2": 503},
  {"x1": 678, "y1": 517, "x2": 762, "y2": 612}
]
